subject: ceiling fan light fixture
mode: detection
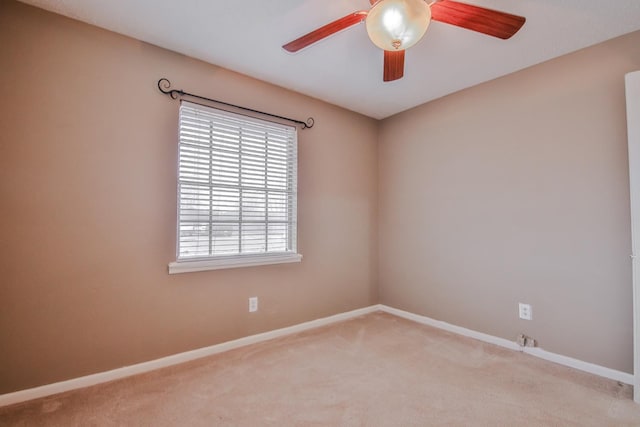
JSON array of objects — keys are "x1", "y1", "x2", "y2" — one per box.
[{"x1": 365, "y1": 0, "x2": 431, "y2": 51}]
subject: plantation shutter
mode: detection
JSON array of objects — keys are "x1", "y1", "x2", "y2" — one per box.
[{"x1": 176, "y1": 101, "x2": 298, "y2": 261}]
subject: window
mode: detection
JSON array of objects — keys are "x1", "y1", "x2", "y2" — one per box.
[{"x1": 168, "y1": 101, "x2": 301, "y2": 274}]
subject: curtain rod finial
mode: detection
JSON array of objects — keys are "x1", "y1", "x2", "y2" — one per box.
[{"x1": 303, "y1": 118, "x2": 315, "y2": 129}]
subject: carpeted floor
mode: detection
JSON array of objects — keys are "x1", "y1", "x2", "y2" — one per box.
[{"x1": 1, "y1": 312, "x2": 639, "y2": 426}]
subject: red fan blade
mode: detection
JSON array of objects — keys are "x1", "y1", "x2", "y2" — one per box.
[
  {"x1": 384, "y1": 50, "x2": 405, "y2": 82},
  {"x1": 283, "y1": 11, "x2": 368, "y2": 52},
  {"x1": 430, "y1": 0, "x2": 525, "y2": 40}
]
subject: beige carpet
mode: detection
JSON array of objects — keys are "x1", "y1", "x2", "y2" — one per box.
[{"x1": 1, "y1": 312, "x2": 639, "y2": 426}]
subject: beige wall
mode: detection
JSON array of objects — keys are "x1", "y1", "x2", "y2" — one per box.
[
  {"x1": 379, "y1": 30, "x2": 640, "y2": 372},
  {"x1": 0, "y1": 1, "x2": 378, "y2": 394},
  {"x1": 2, "y1": 0, "x2": 639, "y2": 396}
]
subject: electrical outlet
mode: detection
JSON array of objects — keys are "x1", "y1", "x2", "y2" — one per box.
[
  {"x1": 518, "y1": 303, "x2": 532, "y2": 320},
  {"x1": 249, "y1": 297, "x2": 258, "y2": 313},
  {"x1": 516, "y1": 333, "x2": 537, "y2": 347}
]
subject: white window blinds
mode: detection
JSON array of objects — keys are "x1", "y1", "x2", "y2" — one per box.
[{"x1": 176, "y1": 101, "x2": 298, "y2": 263}]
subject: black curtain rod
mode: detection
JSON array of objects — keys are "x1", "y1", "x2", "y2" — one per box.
[{"x1": 157, "y1": 78, "x2": 314, "y2": 129}]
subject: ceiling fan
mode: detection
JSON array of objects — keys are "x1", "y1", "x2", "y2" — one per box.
[{"x1": 282, "y1": 0, "x2": 526, "y2": 82}]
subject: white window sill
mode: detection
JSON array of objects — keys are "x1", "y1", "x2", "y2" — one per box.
[{"x1": 168, "y1": 253, "x2": 302, "y2": 274}]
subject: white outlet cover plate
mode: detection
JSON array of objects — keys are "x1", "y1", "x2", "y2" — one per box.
[
  {"x1": 519, "y1": 303, "x2": 532, "y2": 320},
  {"x1": 249, "y1": 297, "x2": 258, "y2": 313}
]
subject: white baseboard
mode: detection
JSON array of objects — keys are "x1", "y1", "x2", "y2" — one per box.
[
  {"x1": 378, "y1": 305, "x2": 634, "y2": 385},
  {"x1": 0, "y1": 305, "x2": 380, "y2": 408},
  {"x1": 379, "y1": 305, "x2": 522, "y2": 351},
  {"x1": 1, "y1": 303, "x2": 632, "y2": 408}
]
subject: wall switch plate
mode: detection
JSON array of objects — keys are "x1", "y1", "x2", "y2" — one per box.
[
  {"x1": 518, "y1": 303, "x2": 532, "y2": 320},
  {"x1": 249, "y1": 297, "x2": 258, "y2": 313}
]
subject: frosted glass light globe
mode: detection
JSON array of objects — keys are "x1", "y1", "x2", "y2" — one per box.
[{"x1": 366, "y1": 0, "x2": 431, "y2": 50}]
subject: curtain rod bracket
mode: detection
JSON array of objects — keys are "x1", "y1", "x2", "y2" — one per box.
[{"x1": 157, "y1": 78, "x2": 314, "y2": 129}]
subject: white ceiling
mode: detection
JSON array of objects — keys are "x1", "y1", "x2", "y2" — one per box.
[{"x1": 18, "y1": 0, "x2": 640, "y2": 119}]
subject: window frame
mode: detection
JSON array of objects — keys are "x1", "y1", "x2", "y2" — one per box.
[{"x1": 168, "y1": 101, "x2": 302, "y2": 274}]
